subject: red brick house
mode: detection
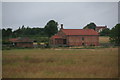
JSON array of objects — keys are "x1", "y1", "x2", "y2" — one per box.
[
  {"x1": 9, "y1": 37, "x2": 33, "y2": 48},
  {"x1": 95, "y1": 26, "x2": 107, "y2": 33},
  {"x1": 50, "y1": 24, "x2": 99, "y2": 46}
]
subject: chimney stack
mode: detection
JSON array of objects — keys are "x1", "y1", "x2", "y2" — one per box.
[
  {"x1": 61, "y1": 24, "x2": 63, "y2": 29},
  {"x1": 105, "y1": 25, "x2": 107, "y2": 28}
]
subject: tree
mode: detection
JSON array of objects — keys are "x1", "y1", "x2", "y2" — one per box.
[
  {"x1": 2, "y1": 28, "x2": 12, "y2": 38},
  {"x1": 44, "y1": 20, "x2": 58, "y2": 37},
  {"x1": 83, "y1": 22, "x2": 96, "y2": 30},
  {"x1": 2, "y1": 29, "x2": 6, "y2": 37},
  {"x1": 109, "y1": 24, "x2": 120, "y2": 46},
  {"x1": 13, "y1": 27, "x2": 22, "y2": 37},
  {"x1": 100, "y1": 28, "x2": 110, "y2": 36},
  {"x1": 6, "y1": 28, "x2": 12, "y2": 36},
  {"x1": 21, "y1": 25, "x2": 25, "y2": 29}
]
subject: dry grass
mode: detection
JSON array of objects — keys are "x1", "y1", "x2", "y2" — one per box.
[
  {"x1": 99, "y1": 36, "x2": 110, "y2": 43},
  {"x1": 2, "y1": 48, "x2": 118, "y2": 78}
]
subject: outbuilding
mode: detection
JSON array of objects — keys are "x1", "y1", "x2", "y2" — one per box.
[{"x1": 9, "y1": 37, "x2": 33, "y2": 48}]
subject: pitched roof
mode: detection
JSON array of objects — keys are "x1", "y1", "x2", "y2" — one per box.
[
  {"x1": 51, "y1": 35, "x2": 62, "y2": 39},
  {"x1": 96, "y1": 26, "x2": 107, "y2": 28},
  {"x1": 61, "y1": 29, "x2": 99, "y2": 35},
  {"x1": 9, "y1": 37, "x2": 33, "y2": 42},
  {"x1": 9, "y1": 38, "x2": 18, "y2": 42}
]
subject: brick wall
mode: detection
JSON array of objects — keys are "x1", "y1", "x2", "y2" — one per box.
[
  {"x1": 67, "y1": 35, "x2": 99, "y2": 46},
  {"x1": 50, "y1": 30, "x2": 99, "y2": 46},
  {"x1": 16, "y1": 42, "x2": 33, "y2": 48}
]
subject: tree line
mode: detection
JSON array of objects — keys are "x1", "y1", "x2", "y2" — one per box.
[
  {"x1": 83, "y1": 22, "x2": 120, "y2": 45},
  {"x1": 2, "y1": 20, "x2": 120, "y2": 46},
  {"x1": 2, "y1": 20, "x2": 58, "y2": 42},
  {"x1": 83, "y1": 22, "x2": 110, "y2": 36}
]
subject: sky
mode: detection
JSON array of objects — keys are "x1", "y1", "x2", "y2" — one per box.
[
  {"x1": 0, "y1": 2, "x2": 2, "y2": 29},
  {"x1": 2, "y1": 2, "x2": 118, "y2": 30},
  {"x1": 118, "y1": 1, "x2": 120, "y2": 23}
]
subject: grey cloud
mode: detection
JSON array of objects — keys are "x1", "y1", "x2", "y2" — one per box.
[{"x1": 2, "y1": 2, "x2": 118, "y2": 30}]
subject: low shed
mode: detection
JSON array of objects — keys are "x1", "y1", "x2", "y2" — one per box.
[{"x1": 9, "y1": 37, "x2": 33, "y2": 48}]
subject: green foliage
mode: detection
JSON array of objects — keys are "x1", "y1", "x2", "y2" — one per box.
[
  {"x1": 2, "y1": 28, "x2": 12, "y2": 39},
  {"x1": 31, "y1": 36, "x2": 49, "y2": 43},
  {"x1": 100, "y1": 28, "x2": 110, "y2": 36},
  {"x1": 83, "y1": 22, "x2": 96, "y2": 30},
  {"x1": 44, "y1": 20, "x2": 58, "y2": 37},
  {"x1": 109, "y1": 24, "x2": 120, "y2": 46},
  {"x1": 13, "y1": 26, "x2": 45, "y2": 37},
  {"x1": 2, "y1": 26, "x2": 48, "y2": 39},
  {"x1": 2, "y1": 40, "x2": 12, "y2": 50},
  {"x1": 2, "y1": 20, "x2": 58, "y2": 43}
]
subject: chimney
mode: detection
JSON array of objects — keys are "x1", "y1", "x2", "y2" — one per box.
[
  {"x1": 105, "y1": 25, "x2": 107, "y2": 28},
  {"x1": 61, "y1": 24, "x2": 63, "y2": 29}
]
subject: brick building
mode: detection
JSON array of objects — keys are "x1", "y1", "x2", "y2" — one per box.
[
  {"x1": 50, "y1": 24, "x2": 99, "y2": 46},
  {"x1": 9, "y1": 37, "x2": 33, "y2": 48}
]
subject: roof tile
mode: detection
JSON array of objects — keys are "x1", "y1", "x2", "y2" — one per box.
[{"x1": 61, "y1": 29, "x2": 99, "y2": 35}]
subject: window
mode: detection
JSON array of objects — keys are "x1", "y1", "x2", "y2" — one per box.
[
  {"x1": 63, "y1": 39, "x2": 67, "y2": 44},
  {"x1": 82, "y1": 37, "x2": 84, "y2": 40}
]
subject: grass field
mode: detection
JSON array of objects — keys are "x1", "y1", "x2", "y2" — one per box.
[
  {"x1": 99, "y1": 36, "x2": 110, "y2": 44},
  {"x1": 2, "y1": 47, "x2": 118, "y2": 78}
]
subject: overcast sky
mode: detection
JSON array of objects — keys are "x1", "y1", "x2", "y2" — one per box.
[{"x1": 2, "y1": 2, "x2": 118, "y2": 30}]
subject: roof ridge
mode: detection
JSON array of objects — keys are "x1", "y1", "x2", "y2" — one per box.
[
  {"x1": 62, "y1": 29, "x2": 93, "y2": 30},
  {"x1": 61, "y1": 29, "x2": 98, "y2": 36}
]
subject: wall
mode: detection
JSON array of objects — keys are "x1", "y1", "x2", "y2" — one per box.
[
  {"x1": 67, "y1": 35, "x2": 99, "y2": 46},
  {"x1": 50, "y1": 29, "x2": 99, "y2": 46},
  {"x1": 16, "y1": 42, "x2": 33, "y2": 48}
]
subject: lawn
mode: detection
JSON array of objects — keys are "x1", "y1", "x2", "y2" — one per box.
[{"x1": 2, "y1": 48, "x2": 118, "y2": 78}]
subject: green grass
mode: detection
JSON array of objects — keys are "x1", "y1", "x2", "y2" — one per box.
[{"x1": 2, "y1": 48, "x2": 118, "y2": 78}]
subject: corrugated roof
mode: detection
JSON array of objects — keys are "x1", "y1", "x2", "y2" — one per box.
[
  {"x1": 61, "y1": 29, "x2": 99, "y2": 35},
  {"x1": 9, "y1": 38, "x2": 18, "y2": 42},
  {"x1": 9, "y1": 37, "x2": 33, "y2": 42}
]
